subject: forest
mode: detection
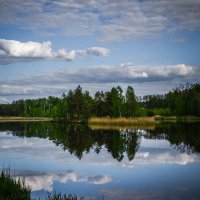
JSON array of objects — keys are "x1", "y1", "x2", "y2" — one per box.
[{"x1": 0, "y1": 83, "x2": 200, "y2": 120}]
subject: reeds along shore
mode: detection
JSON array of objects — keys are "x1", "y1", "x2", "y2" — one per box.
[
  {"x1": 88, "y1": 116, "x2": 156, "y2": 125},
  {"x1": 0, "y1": 171, "x2": 31, "y2": 200}
]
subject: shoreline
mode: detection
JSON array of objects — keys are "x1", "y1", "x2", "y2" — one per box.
[{"x1": 0, "y1": 116, "x2": 200, "y2": 123}]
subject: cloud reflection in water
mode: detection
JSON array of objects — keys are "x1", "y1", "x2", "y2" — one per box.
[{"x1": 14, "y1": 170, "x2": 111, "y2": 192}]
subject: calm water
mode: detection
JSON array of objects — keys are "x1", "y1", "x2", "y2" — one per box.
[{"x1": 0, "y1": 122, "x2": 200, "y2": 200}]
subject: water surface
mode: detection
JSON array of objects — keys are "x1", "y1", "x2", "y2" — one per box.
[{"x1": 0, "y1": 122, "x2": 200, "y2": 199}]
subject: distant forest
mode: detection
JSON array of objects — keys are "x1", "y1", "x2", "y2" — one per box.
[{"x1": 0, "y1": 83, "x2": 200, "y2": 119}]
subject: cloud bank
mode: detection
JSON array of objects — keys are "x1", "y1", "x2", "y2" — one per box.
[
  {"x1": 0, "y1": 39, "x2": 110, "y2": 64},
  {"x1": 0, "y1": 63, "x2": 198, "y2": 101},
  {"x1": 0, "y1": 63, "x2": 196, "y2": 85},
  {"x1": 1, "y1": 0, "x2": 200, "y2": 42}
]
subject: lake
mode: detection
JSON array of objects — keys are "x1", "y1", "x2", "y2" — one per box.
[{"x1": 0, "y1": 121, "x2": 200, "y2": 200}]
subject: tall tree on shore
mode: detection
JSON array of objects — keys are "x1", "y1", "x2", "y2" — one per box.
[
  {"x1": 125, "y1": 86, "x2": 139, "y2": 116},
  {"x1": 81, "y1": 91, "x2": 93, "y2": 120},
  {"x1": 74, "y1": 85, "x2": 83, "y2": 119},
  {"x1": 111, "y1": 86, "x2": 124, "y2": 117},
  {"x1": 94, "y1": 91, "x2": 105, "y2": 117}
]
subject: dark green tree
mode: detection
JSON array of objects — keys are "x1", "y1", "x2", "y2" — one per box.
[{"x1": 125, "y1": 86, "x2": 139, "y2": 116}]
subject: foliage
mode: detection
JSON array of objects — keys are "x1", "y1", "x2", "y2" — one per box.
[{"x1": 141, "y1": 82, "x2": 200, "y2": 116}]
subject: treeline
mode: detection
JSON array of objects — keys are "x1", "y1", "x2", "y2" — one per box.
[
  {"x1": 0, "y1": 83, "x2": 200, "y2": 119},
  {"x1": 142, "y1": 82, "x2": 200, "y2": 116},
  {"x1": 0, "y1": 85, "x2": 140, "y2": 120}
]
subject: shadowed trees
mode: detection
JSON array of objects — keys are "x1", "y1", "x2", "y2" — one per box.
[
  {"x1": 141, "y1": 82, "x2": 200, "y2": 116},
  {"x1": 125, "y1": 86, "x2": 139, "y2": 117}
]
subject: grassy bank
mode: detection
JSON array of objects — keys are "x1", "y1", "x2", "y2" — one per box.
[
  {"x1": 0, "y1": 116, "x2": 52, "y2": 122},
  {"x1": 88, "y1": 116, "x2": 156, "y2": 125}
]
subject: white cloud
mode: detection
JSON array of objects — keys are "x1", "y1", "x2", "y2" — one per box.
[
  {"x1": 0, "y1": 39, "x2": 110, "y2": 64},
  {"x1": 144, "y1": 64, "x2": 194, "y2": 78},
  {"x1": 56, "y1": 49, "x2": 76, "y2": 61},
  {"x1": 0, "y1": 39, "x2": 52, "y2": 58}
]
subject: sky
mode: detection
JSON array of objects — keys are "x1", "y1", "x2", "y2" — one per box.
[{"x1": 0, "y1": 0, "x2": 200, "y2": 102}]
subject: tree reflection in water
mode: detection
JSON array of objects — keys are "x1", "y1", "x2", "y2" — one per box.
[{"x1": 0, "y1": 121, "x2": 199, "y2": 161}]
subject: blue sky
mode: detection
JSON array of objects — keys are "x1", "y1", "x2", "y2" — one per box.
[{"x1": 0, "y1": 0, "x2": 200, "y2": 102}]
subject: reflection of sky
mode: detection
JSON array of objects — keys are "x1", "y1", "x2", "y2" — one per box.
[{"x1": 0, "y1": 131, "x2": 200, "y2": 199}]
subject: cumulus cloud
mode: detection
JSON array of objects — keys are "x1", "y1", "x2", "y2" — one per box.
[
  {"x1": 0, "y1": 39, "x2": 110, "y2": 64},
  {"x1": 0, "y1": 1, "x2": 200, "y2": 42},
  {"x1": 0, "y1": 39, "x2": 52, "y2": 58}
]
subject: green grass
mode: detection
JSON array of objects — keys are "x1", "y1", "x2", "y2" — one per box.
[{"x1": 0, "y1": 171, "x2": 31, "y2": 200}]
